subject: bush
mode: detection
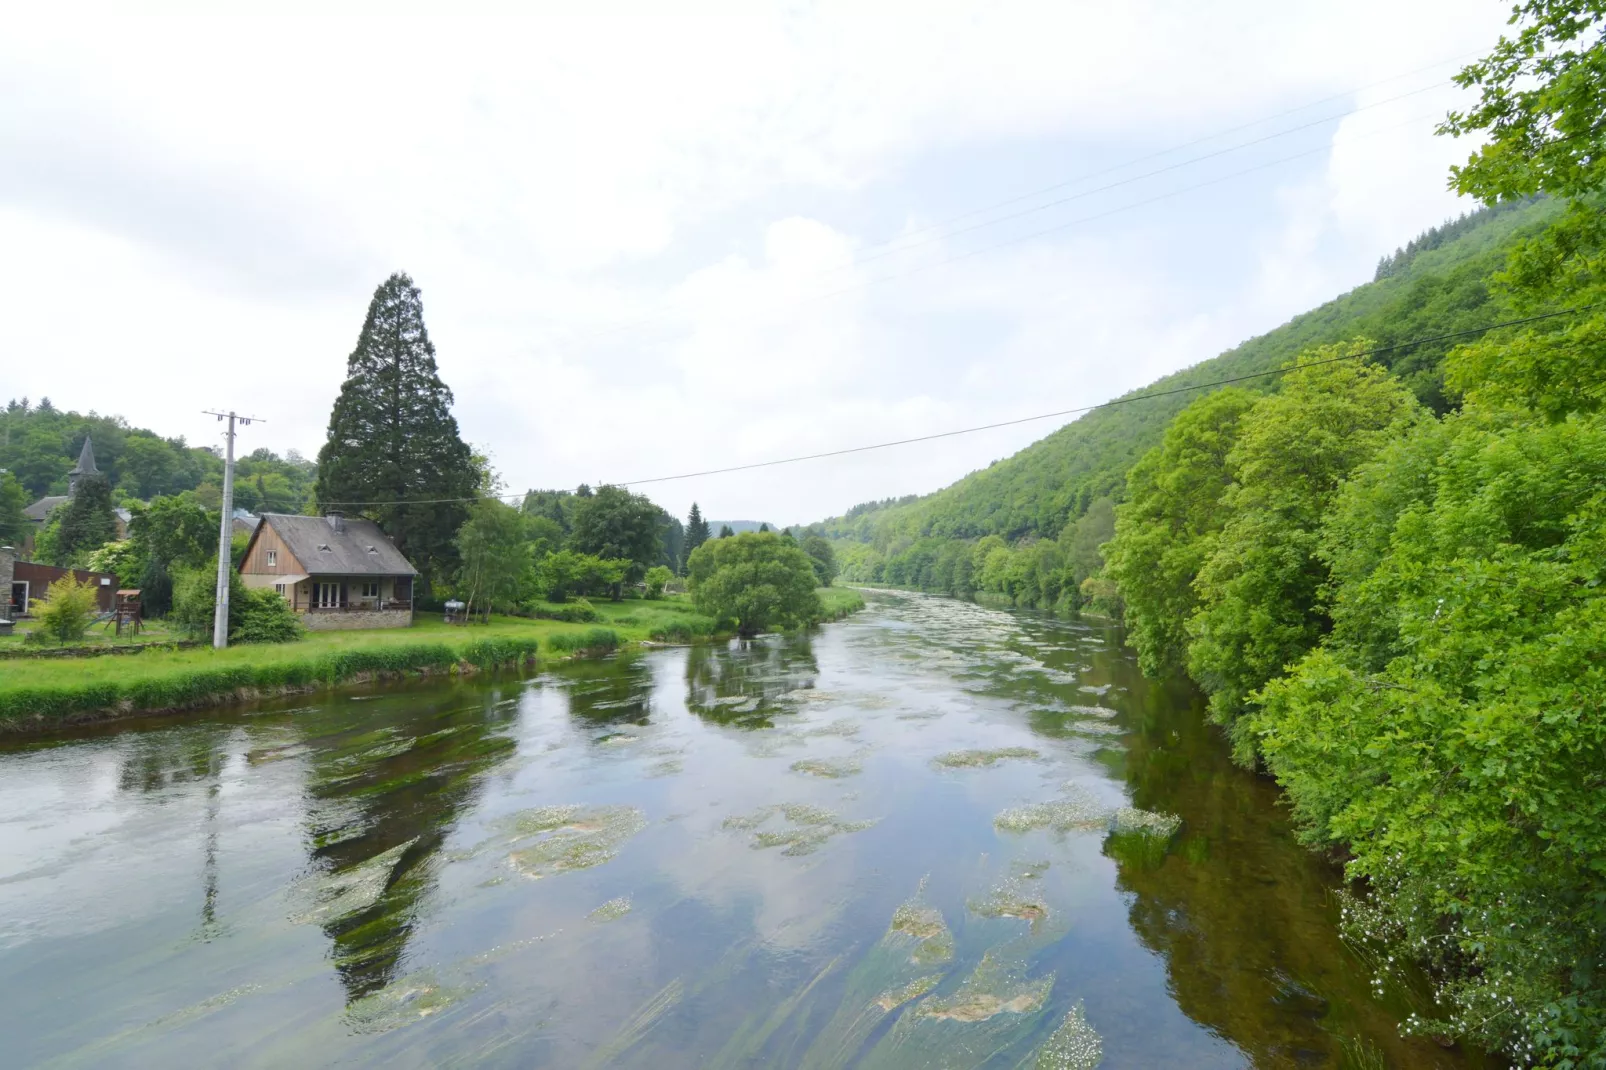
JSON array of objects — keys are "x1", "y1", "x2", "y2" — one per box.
[
  {"x1": 686, "y1": 532, "x2": 822, "y2": 637},
  {"x1": 545, "y1": 627, "x2": 620, "y2": 654},
  {"x1": 648, "y1": 615, "x2": 720, "y2": 643},
  {"x1": 170, "y1": 562, "x2": 246, "y2": 639},
  {"x1": 33, "y1": 573, "x2": 99, "y2": 645},
  {"x1": 644, "y1": 565, "x2": 673, "y2": 599},
  {"x1": 230, "y1": 588, "x2": 304, "y2": 644},
  {"x1": 529, "y1": 597, "x2": 601, "y2": 623}
]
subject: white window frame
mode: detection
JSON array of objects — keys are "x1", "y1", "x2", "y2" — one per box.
[
  {"x1": 266, "y1": 549, "x2": 277, "y2": 568},
  {"x1": 273, "y1": 583, "x2": 287, "y2": 598},
  {"x1": 315, "y1": 582, "x2": 341, "y2": 609},
  {"x1": 360, "y1": 581, "x2": 379, "y2": 599}
]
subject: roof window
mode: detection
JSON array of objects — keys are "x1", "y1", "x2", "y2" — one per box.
[{"x1": 318, "y1": 544, "x2": 332, "y2": 552}]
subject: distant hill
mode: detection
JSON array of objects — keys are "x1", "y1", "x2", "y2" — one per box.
[
  {"x1": 707, "y1": 520, "x2": 778, "y2": 534},
  {"x1": 804, "y1": 196, "x2": 1561, "y2": 566}
]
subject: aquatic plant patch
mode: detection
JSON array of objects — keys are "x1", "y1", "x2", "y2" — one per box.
[
  {"x1": 930, "y1": 747, "x2": 1041, "y2": 770},
  {"x1": 858, "y1": 952, "x2": 1056, "y2": 1069},
  {"x1": 789, "y1": 756, "x2": 862, "y2": 778},
  {"x1": 722, "y1": 803, "x2": 875, "y2": 856},
  {"x1": 343, "y1": 969, "x2": 483, "y2": 1034},
  {"x1": 1032, "y1": 1001, "x2": 1102, "y2": 1069},
  {"x1": 589, "y1": 896, "x2": 632, "y2": 922},
  {"x1": 482, "y1": 804, "x2": 648, "y2": 879},
  {"x1": 966, "y1": 879, "x2": 1049, "y2": 923}
]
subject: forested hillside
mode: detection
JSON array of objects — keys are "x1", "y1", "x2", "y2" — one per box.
[
  {"x1": 808, "y1": 195, "x2": 1562, "y2": 597},
  {"x1": 0, "y1": 397, "x2": 317, "y2": 511}
]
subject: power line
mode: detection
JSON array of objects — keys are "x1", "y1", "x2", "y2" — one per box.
[
  {"x1": 561, "y1": 60, "x2": 1473, "y2": 348},
  {"x1": 614, "y1": 305, "x2": 1595, "y2": 486},
  {"x1": 239, "y1": 304, "x2": 1593, "y2": 509}
]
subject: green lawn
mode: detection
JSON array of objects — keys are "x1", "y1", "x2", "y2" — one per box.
[{"x1": 0, "y1": 588, "x2": 865, "y2": 725}]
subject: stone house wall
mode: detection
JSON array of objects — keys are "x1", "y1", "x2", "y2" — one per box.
[{"x1": 301, "y1": 608, "x2": 414, "y2": 631}]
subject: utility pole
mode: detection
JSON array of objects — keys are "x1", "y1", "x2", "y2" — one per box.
[{"x1": 203, "y1": 410, "x2": 262, "y2": 649}]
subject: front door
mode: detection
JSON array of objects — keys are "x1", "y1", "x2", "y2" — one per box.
[
  {"x1": 9, "y1": 581, "x2": 26, "y2": 617},
  {"x1": 314, "y1": 581, "x2": 342, "y2": 609}
]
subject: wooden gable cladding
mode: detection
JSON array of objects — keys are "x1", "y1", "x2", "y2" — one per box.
[{"x1": 240, "y1": 522, "x2": 306, "y2": 577}]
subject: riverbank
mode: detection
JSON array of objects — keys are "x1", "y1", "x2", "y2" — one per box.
[{"x1": 0, "y1": 588, "x2": 865, "y2": 731}]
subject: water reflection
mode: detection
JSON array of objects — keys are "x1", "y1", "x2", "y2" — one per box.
[
  {"x1": 685, "y1": 634, "x2": 819, "y2": 726},
  {"x1": 0, "y1": 594, "x2": 1492, "y2": 1067},
  {"x1": 293, "y1": 689, "x2": 518, "y2": 1000}
]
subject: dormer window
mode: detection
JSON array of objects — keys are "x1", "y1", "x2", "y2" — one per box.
[
  {"x1": 318, "y1": 544, "x2": 332, "y2": 552},
  {"x1": 266, "y1": 550, "x2": 277, "y2": 568},
  {"x1": 367, "y1": 546, "x2": 378, "y2": 554}
]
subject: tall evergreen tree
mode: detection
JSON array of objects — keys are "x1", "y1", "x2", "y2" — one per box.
[
  {"x1": 0, "y1": 471, "x2": 26, "y2": 546},
  {"x1": 53, "y1": 473, "x2": 117, "y2": 564},
  {"x1": 718, "y1": 524, "x2": 735, "y2": 539},
  {"x1": 315, "y1": 273, "x2": 478, "y2": 589},
  {"x1": 682, "y1": 502, "x2": 710, "y2": 572}
]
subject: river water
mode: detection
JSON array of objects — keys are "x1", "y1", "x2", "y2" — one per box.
[{"x1": 0, "y1": 591, "x2": 1488, "y2": 1068}]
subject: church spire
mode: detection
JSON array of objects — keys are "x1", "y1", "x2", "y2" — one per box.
[{"x1": 68, "y1": 435, "x2": 98, "y2": 495}]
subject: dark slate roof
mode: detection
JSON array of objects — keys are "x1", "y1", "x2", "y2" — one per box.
[
  {"x1": 258, "y1": 514, "x2": 418, "y2": 577},
  {"x1": 70, "y1": 436, "x2": 98, "y2": 477},
  {"x1": 24, "y1": 495, "x2": 67, "y2": 522}
]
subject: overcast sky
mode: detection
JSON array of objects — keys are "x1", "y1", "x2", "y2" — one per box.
[{"x1": 1, "y1": 3, "x2": 1511, "y2": 525}]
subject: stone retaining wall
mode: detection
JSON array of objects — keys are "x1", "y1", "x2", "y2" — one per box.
[{"x1": 301, "y1": 608, "x2": 414, "y2": 631}]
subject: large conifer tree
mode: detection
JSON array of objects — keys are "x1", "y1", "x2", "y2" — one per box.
[
  {"x1": 682, "y1": 502, "x2": 710, "y2": 572},
  {"x1": 316, "y1": 273, "x2": 477, "y2": 588}
]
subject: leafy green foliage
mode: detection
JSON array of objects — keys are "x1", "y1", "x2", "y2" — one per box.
[
  {"x1": 123, "y1": 494, "x2": 216, "y2": 617},
  {"x1": 170, "y1": 562, "x2": 246, "y2": 640},
  {"x1": 315, "y1": 273, "x2": 479, "y2": 589},
  {"x1": 231, "y1": 587, "x2": 304, "y2": 644},
  {"x1": 0, "y1": 399, "x2": 227, "y2": 500},
  {"x1": 643, "y1": 565, "x2": 673, "y2": 599},
  {"x1": 569, "y1": 484, "x2": 666, "y2": 592},
  {"x1": 801, "y1": 535, "x2": 837, "y2": 586},
  {"x1": 1252, "y1": 408, "x2": 1606, "y2": 1063},
  {"x1": 537, "y1": 550, "x2": 629, "y2": 603},
  {"x1": 687, "y1": 531, "x2": 822, "y2": 637},
  {"x1": 544, "y1": 627, "x2": 621, "y2": 654},
  {"x1": 1441, "y1": 1, "x2": 1606, "y2": 203},
  {"x1": 49, "y1": 473, "x2": 118, "y2": 566},
  {"x1": 1186, "y1": 350, "x2": 1424, "y2": 742},
  {"x1": 1104, "y1": 389, "x2": 1255, "y2": 675},
  {"x1": 453, "y1": 499, "x2": 530, "y2": 618},
  {"x1": 0, "y1": 470, "x2": 27, "y2": 546},
  {"x1": 32, "y1": 573, "x2": 99, "y2": 644}
]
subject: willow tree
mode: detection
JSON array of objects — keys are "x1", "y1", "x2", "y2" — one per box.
[{"x1": 316, "y1": 273, "x2": 478, "y2": 588}]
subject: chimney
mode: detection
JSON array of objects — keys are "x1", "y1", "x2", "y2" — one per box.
[{"x1": 326, "y1": 511, "x2": 345, "y2": 533}]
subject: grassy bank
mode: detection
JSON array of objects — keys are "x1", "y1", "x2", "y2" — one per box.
[{"x1": 0, "y1": 589, "x2": 864, "y2": 730}]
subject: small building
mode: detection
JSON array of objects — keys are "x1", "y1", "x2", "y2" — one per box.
[
  {"x1": 238, "y1": 512, "x2": 417, "y2": 630},
  {"x1": 0, "y1": 546, "x2": 118, "y2": 618}
]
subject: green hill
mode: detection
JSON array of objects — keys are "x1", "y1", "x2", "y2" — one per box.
[{"x1": 808, "y1": 196, "x2": 1559, "y2": 580}]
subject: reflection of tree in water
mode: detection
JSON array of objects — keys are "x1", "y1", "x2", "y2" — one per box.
[
  {"x1": 684, "y1": 633, "x2": 818, "y2": 728},
  {"x1": 559, "y1": 654, "x2": 655, "y2": 726},
  {"x1": 1086, "y1": 633, "x2": 1474, "y2": 1069},
  {"x1": 295, "y1": 686, "x2": 518, "y2": 1002}
]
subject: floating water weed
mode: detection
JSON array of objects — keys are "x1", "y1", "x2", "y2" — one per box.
[
  {"x1": 917, "y1": 953, "x2": 1052, "y2": 1023},
  {"x1": 889, "y1": 895, "x2": 956, "y2": 964},
  {"x1": 582, "y1": 978, "x2": 685, "y2": 1069},
  {"x1": 875, "y1": 973, "x2": 943, "y2": 1011},
  {"x1": 931, "y1": 747, "x2": 1041, "y2": 770},
  {"x1": 491, "y1": 804, "x2": 647, "y2": 879},
  {"x1": 1065, "y1": 704, "x2": 1118, "y2": 719},
  {"x1": 724, "y1": 803, "x2": 875, "y2": 856},
  {"x1": 1109, "y1": 806, "x2": 1182, "y2": 840},
  {"x1": 1033, "y1": 1001, "x2": 1102, "y2": 1069},
  {"x1": 589, "y1": 896, "x2": 632, "y2": 922},
  {"x1": 994, "y1": 788, "x2": 1108, "y2": 834},
  {"x1": 288, "y1": 838, "x2": 416, "y2": 925},
  {"x1": 967, "y1": 881, "x2": 1049, "y2": 923},
  {"x1": 790, "y1": 756, "x2": 862, "y2": 778},
  {"x1": 343, "y1": 969, "x2": 481, "y2": 1034}
]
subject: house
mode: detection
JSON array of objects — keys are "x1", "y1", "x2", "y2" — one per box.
[
  {"x1": 231, "y1": 509, "x2": 262, "y2": 537},
  {"x1": 238, "y1": 512, "x2": 417, "y2": 630},
  {"x1": 22, "y1": 436, "x2": 131, "y2": 554},
  {"x1": 1, "y1": 546, "x2": 118, "y2": 618}
]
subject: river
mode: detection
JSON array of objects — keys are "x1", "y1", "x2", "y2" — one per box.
[{"x1": 0, "y1": 590, "x2": 1489, "y2": 1068}]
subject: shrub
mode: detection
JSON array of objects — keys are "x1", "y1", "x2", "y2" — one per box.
[
  {"x1": 545, "y1": 627, "x2": 620, "y2": 654},
  {"x1": 170, "y1": 563, "x2": 246, "y2": 639},
  {"x1": 529, "y1": 597, "x2": 600, "y2": 623},
  {"x1": 686, "y1": 532, "x2": 822, "y2": 637},
  {"x1": 230, "y1": 588, "x2": 304, "y2": 644},
  {"x1": 643, "y1": 565, "x2": 673, "y2": 599},
  {"x1": 648, "y1": 615, "x2": 720, "y2": 643},
  {"x1": 33, "y1": 573, "x2": 99, "y2": 645}
]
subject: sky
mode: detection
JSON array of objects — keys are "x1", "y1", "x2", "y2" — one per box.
[{"x1": 0, "y1": 2, "x2": 1514, "y2": 527}]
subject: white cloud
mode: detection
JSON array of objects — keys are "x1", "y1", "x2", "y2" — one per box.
[{"x1": 0, "y1": 2, "x2": 1513, "y2": 523}]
